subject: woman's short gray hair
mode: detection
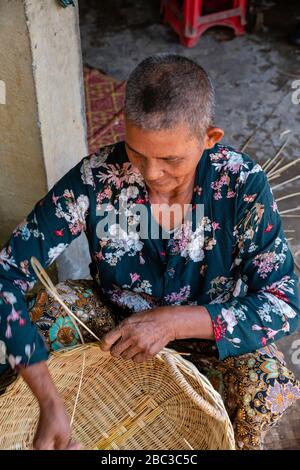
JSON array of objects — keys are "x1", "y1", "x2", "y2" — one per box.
[{"x1": 125, "y1": 54, "x2": 215, "y2": 139}]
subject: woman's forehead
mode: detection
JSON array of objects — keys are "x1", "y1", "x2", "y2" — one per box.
[{"x1": 125, "y1": 122, "x2": 201, "y2": 158}]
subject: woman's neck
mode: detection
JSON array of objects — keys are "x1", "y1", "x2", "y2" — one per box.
[
  {"x1": 147, "y1": 172, "x2": 196, "y2": 231},
  {"x1": 147, "y1": 173, "x2": 196, "y2": 206}
]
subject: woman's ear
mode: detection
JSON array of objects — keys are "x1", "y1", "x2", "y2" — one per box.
[{"x1": 204, "y1": 127, "x2": 224, "y2": 149}]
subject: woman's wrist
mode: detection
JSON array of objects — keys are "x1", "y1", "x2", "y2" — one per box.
[{"x1": 161, "y1": 305, "x2": 215, "y2": 341}]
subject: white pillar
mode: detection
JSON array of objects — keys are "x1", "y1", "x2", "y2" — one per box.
[{"x1": 0, "y1": 0, "x2": 91, "y2": 280}]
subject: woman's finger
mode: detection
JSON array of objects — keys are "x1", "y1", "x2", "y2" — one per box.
[
  {"x1": 33, "y1": 438, "x2": 55, "y2": 450},
  {"x1": 66, "y1": 441, "x2": 81, "y2": 450},
  {"x1": 131, "y1": 352, "x2": 150, "y2": 363},
  {"x1": 120, "y1": 344, "x2": 141, "y2": 360},
  {"x1": 100, "y1": 325, "x2": 123, "y2": 351},
  {"x1": 110, "y1": 337, "x2": 133, "y2": 357},
  {"x1": 55, "y1": 435, "x2": 72, "y2": 450}
]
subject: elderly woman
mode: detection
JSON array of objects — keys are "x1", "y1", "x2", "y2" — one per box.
[{"x1": 0, "y1": 54, "x2": 299, "y2": 450}]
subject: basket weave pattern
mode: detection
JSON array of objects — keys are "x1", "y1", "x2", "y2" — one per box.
[{"x1": 0, "y1": 344, "x2": 235, "y2": 450}]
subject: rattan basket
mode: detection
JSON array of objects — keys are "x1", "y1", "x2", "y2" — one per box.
[{"x1": 0, "y1": 343, "x2": 235, "y2": 450}]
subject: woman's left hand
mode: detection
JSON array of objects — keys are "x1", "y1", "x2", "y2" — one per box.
[{"x1": 100, "y1": 307, "x2": 176, "y2": 363}]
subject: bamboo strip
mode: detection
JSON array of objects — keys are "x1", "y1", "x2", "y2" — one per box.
[
  {"x1": 264, "y1": 138, "x2": 289, "y2": 173},
  {"x1": 267, "y1": 158, "x2": 300, "y2": 179},
  {"x1": 276, "y1": 192, "x2": 300, "y2": 202},
  {"x1": 271, "y1": 175, "x2": 300, "y2": 191},
  {"x1": 268, "y1": 173, "x2": 283, "y2": 182},
  {"x1": 279, "y1": 206, "x2": 300, "y2": 214},
  {"x1": 31, "y1": 257, "x2": 101, "y2": 343},
  {"x1": 240, "y1": 135, "x2": 253, "y2": 153},
  {"x1": 266, "y1": 157, "x2": 284, "y2": 176},
  {"x1": 96, "y1": 396, "x2": 161, "y2": 450},
  {"x1": 70, "y1": 351, "x2": 86, "y2": 427},
  {"x1": 262, "y1": 157, "x2": 271, "y2": 170}
]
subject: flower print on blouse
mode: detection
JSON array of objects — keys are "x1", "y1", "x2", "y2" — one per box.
[{"x1": 0, "y1": 142, "x2": 299, "y2": 372}]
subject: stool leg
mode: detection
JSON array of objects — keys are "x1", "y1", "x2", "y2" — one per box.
[
  {"x1": 239, "y1": 0, "x2": 248, "y2": 24},
  {"x1": 183, "y1": 0, "x2": 192, "y2": 37},
  {"x1": 183, "y1": 0, "x2": 202, "y2": 38}
]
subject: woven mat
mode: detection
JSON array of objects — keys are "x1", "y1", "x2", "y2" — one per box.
[{"x1": 84, "y1": 66, "x2": 125, "y2": 153}]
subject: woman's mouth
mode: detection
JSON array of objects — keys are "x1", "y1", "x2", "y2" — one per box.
[{"x1": 147, "y1": 179, "x2": 168, "y2": 187}]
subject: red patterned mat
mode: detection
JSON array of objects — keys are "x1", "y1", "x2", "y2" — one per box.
[{"x1": 84, "y1": 67, "x2": 126, "y2": 153}]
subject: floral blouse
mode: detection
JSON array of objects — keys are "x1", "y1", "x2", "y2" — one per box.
[{"x1": 0, "y1": 142, "x2": 299, "y2": 371}]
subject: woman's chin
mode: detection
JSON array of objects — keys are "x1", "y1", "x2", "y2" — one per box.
[{"x1": 146, "y1": 181, "x2": 173, "y2": 192}]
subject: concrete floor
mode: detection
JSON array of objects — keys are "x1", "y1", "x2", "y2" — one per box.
[{"x1": 78, "y1": 0, "x2": 300, "y2": 449}]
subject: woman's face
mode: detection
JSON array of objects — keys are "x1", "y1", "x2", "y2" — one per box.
[{"x1": 125, "y1": 121, "x2": 223, "y2": 194}]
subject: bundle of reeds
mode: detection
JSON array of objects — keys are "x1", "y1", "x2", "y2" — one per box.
[{"x1": 241, "y1": 136, "x2": 300, "y2": 273}]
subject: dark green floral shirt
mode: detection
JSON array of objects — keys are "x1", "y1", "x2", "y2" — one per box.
[{"x1": 0, "y1": 142, "x2": 299, "y2": 371}]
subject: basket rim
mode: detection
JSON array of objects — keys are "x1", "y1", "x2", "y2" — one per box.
[{"x1": 1, "y1": 343, "x2": 210, "y2": 398}]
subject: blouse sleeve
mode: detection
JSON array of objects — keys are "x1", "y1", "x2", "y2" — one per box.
[
  {"x1": 203, "y1": 166, "x2": 300, "y2": 360},
  {"x1": 0, "y1": 158, "x2": 92, "y2": 370}
]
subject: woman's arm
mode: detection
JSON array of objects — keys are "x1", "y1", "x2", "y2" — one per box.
[
  {"x1": 100, "y1": 305, "x2": 214, "y2": 362},
  {"x1": 20, "y1": 362, "x2": 79, "y2": 449},
  {"x1": 171, "y1": 305, "x2": 214, "y2": 340},
  {"x1": 0, "y1": 154, "x2": 94, "y2": 448},
  {"x1": 202, "y1": 166, "x2": 300, "y2": 359},
  {"x1": 0, "y1": 158, "x2": 91, "y2": 371}
]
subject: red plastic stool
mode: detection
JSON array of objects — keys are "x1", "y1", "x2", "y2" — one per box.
[{"x1": 162, "y1": 0, "x2": 248, "y2": 47}]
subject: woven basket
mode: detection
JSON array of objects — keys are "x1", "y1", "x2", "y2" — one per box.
[{"x1": 0, "y1": 343, "x2": 235, "y2": 450}]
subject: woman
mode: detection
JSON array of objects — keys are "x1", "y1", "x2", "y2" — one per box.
[{"x1": 0, "y1": 54, "x2": 299, "y2": 450}]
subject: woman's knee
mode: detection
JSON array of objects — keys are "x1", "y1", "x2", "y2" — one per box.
[
  {"x1": 233, "y1": 349, "x2": 300, "y2": 428},
  {"x1": 28, "y1": 279, "x2": 117, "y2": 350}
]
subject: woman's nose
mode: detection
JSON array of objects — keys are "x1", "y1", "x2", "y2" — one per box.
[{"x1": 143, "y1": 161, "x2": 164, "y2": 181}]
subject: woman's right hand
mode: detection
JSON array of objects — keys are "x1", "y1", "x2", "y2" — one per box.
[
  {"x1": 20, "y1": 360, "x2": 81, "y2": 450},
  {"x1": 34, "y1": 396, "x2": 80, "y2": 450}
]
